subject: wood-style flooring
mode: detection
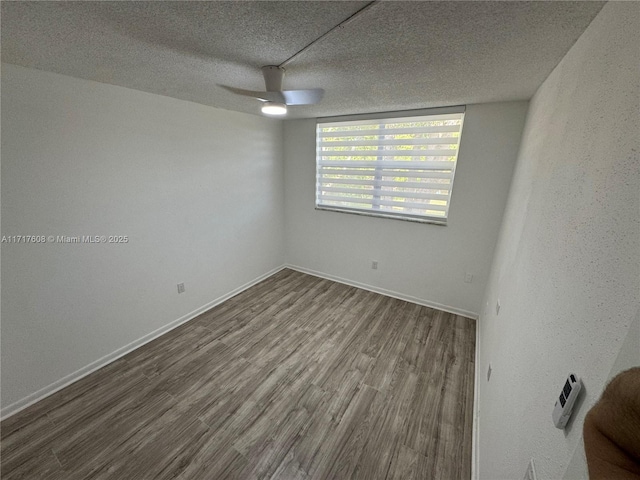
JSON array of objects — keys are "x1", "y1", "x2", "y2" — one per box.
[{"x1": 1, "y1": 268, "x2": 476, "y2": 480}]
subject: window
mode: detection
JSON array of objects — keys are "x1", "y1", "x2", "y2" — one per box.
[{"x1": 316, "y1": 107, "x2": 465, "y2": 224}]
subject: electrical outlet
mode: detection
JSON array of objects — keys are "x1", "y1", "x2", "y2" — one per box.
[
  {"x1": 487, "y1": 363, "x2": 492, "y2": 382},
  {"x1": 464, "y1": 272, "x2": 473, "y2": 283},
  {"x1": 372, "y1": 260, "x2": 378, "y2": 270},
  {"x1": 177, "y1": 283, "x2": 185, "y2": 294},
  {"x1": 523, "y1": 458, "x2": 537, "y2": 480},
  {"x1": 496, "y1": 300, "x2": 501, "y2": 315}
]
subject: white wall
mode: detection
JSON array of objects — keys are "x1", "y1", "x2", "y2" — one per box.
[
  {"x1": 1, "y1": 64, "x2": 285, "y2": 413},
  {"x1": 283, "y1": 102, "x2": 528, "y2": 317},
  {"x1": 476, "y1": 3, "x2": 640, "y2": 479}
]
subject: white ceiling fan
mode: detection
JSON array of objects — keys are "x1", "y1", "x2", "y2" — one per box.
[
  {"x1": 220, "y1": 2, "x2": 378, "y2": 116},
  {"x1": 220, "y1": 65, "x2": 324, "y2": 116}
]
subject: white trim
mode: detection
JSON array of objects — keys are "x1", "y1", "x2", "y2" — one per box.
[
  {"x1": 318, "y1": 104, "x2": 466, "y2": 123},
  {"x1": 315, "y1": 206, "x2": 448, "y2": 226},
  {"x1": 285, "y1": 264, "x2": 479, "y2": 320},
  {"x1": 0, "y1": 265, "x2": 286, "y2": 420},
  {"x1": 472, "y1": 315, "x2": 481, "y2": 480}
]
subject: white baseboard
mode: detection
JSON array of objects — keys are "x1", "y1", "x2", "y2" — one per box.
[
  {"x1": 285, "y1": 264, "x2": 479, "y2": 320},
  {"x1": 0, "y1": 265, "x2": 286, "y2": 420},
  {"x1": 472, "y1": 315, "x2": 481, "y2": 480}
]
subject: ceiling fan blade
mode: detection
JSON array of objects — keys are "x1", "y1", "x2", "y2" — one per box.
[
  {"x1": 219, "y1": 85, "x2": 285, "y2": 103},
  {"x1": 282, "y1": 88, "x2": 325, "y2": 105}
]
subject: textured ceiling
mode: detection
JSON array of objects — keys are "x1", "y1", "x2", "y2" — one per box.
[{"x1": 1, "y1": 1, "x2": 605, "y2": 119}]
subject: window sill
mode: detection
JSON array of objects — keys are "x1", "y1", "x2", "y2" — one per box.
[{"x1": 315, "y1": 206, "x2": 447, "y2": 226}]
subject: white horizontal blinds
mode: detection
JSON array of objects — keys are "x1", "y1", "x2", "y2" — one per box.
[{"x1": 316, "y1": 112, "x2": 464, "y2": 222}]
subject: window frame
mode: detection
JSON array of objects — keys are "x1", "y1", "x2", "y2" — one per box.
[{"x1": 315, "y1": 106, "x2": 466, "y2": 225}]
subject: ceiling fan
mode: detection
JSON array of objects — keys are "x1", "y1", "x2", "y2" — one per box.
[
  {"x1": 220, "y1": 65, "x2": 324, "y2": 116},
  {"x1": 219, "y1": 2, "x2": 377, "y2": 116}
]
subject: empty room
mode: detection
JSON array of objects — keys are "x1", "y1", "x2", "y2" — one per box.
[{"x1": 1, "y1": 1, "x2": 638, "y2": 479}]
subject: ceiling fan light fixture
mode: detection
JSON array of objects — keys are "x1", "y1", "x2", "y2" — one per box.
[{"x1": 261, "y1": 101, "x2": 287, "y2": 116}]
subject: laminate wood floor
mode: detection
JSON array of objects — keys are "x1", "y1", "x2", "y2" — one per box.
[{"x1": 1, "y1": 269, "x2": 476, "y2": 480}]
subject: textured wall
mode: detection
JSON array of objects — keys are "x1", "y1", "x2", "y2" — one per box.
[
  {"x1": 476, "y1": 3, "x2": 640, "y2": 479},
  {"x1": 1, "y1": 64, "x2": 285, "y2": 411},
  {"x1": 284, "y1": 102, "x2": 528, "y2": 317}
]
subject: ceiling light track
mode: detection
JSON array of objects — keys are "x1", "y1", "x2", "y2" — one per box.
[{"x1": 278, "y1": 1, "x2": 379, "y2": 68}]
